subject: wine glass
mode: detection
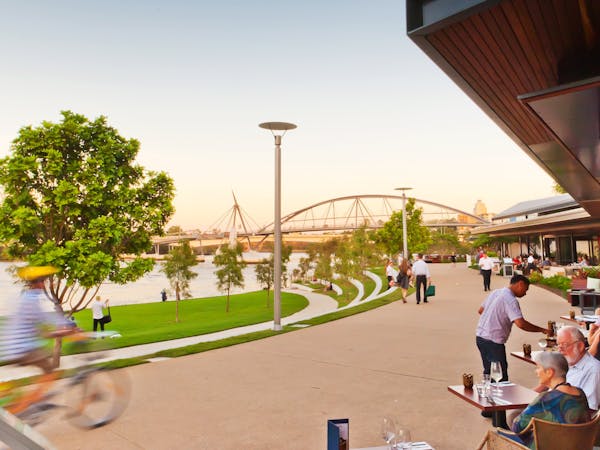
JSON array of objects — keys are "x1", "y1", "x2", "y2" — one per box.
[
  {"x1": 490, "y1": 361, "x2": 503, "y2": 396},
  {"x1": 397, "y1": 427, "x2": 412, "y2": 449},
  {"x1": 538, "y1": 337, "x2": 548, "y2": 349},
  {"x1": 381, "y1": 416, "x2": 397, "y2": 449}
]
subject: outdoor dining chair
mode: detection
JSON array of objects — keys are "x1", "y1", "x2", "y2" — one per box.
[
  {"x1": 476, "y1": 429, "x2": 529, "y2": 450},
  {"x1": 477, "y1": 412, "x2": 600, "y2": 450}
]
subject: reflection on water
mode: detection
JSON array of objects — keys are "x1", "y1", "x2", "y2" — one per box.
[{"x1": 0, "y1": 253, "x2": 304, "y2": 316}]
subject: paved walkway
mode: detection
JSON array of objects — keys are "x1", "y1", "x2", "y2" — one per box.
[{"x1": 14, "y1": 266, "x2": 573, "y2": 449}]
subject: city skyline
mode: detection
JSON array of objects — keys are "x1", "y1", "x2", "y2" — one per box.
[{"x1": 0, "y1": 1, "x2": 557, "y2": 230}]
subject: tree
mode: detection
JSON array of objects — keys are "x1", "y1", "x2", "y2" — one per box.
[
  {"x1": 350, "y1": 224, "x2": 380, "y2": 274},
  {"x1": 376, "y1": 198, "x2": 431, "y2": 256},
  {"x1": 0, "y1": 111, "x2": 175, "y2": 365},
  {"x1": 213, "y1": 243, "x2": 246, "y2": 312},
  {"x1": 553, "y1": 182, "x2": 566, "y2": 194},
  {"x1": 161, "y1": 241, "x2": 198, "y2": 323},
  {"x1": 254, "y1": 245, "x2": 292, "y2": 307},
  {"x1": 314, "y1": 250, "x2": 333, "y2": 286}
]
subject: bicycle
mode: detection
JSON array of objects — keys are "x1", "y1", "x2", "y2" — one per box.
[{"x1": 0, "y1": 331, "x2": 131, "y2": 429}]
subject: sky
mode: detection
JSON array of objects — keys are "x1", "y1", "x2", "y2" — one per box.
[{"x1": 0, "y1": 0, "x2": 556, "y2": 231}]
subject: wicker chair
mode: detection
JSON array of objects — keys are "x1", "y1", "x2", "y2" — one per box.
[
  {"x1": 476, "y1": 429, "x2": 529, "y2": 450},
  {"x1": 477, "y1": 412, "x2": 600, "y2": 450}
]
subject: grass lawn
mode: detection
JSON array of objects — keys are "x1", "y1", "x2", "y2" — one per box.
[{"x1": 66, "y1": 291, "x2": 307, "y2": 355}]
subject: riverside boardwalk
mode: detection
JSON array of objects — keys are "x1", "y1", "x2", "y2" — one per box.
[{"x1": 38, "y1": 264, "x2": 567, "y2": 449}]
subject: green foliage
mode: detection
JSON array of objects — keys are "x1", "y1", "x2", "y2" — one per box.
[
  {"x1": 528, "y1": 273, "x2": 572, "y2": 295},
  {"x1": 376, "y1": 198, "x2": 431, "y2": 256},
  {"x1": 0, "y1": 111, "x2": 175, "y2": 313},
  {"x1": 583, "y1": 266, "x2": 600, "y2": 279},
  {"x1": 314, "y1": 247, "x2": 333, "y2": 282},
  {"x1": 213, "y1": 243, "x2": 246, "y2": 312},
  {"x1": 161, "y1": 241, "x2": 199, "y2": 322},
  {"x1": 553, "y1": 182, "x2": 566, "y2": 194},
  {"x1": 253, "y1": 245, "x2": 292, "y2": 306},
  {"x1": 427, "y1": 229, "x2": 468, "y2": 255}
]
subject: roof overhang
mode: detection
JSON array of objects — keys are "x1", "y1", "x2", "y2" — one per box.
[
  {"x1": 472, "y1": 208, "x2": 600, "y2": 237},
  {"x1": 407, "y1": 0, "x2": 600, "y2": 217}
]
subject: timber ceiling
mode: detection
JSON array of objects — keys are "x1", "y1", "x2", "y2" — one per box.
[{"x1": 408, "y1": 0, "x2": 600, "y2": 217}]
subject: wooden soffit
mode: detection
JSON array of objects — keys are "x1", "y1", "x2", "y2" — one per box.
[{"x1": 407, "y1": 0, "x2": 600, "y2": 217}]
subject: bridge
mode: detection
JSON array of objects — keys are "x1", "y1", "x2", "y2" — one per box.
[
  {"x1": 151, "y1": 194, "x2": 489, "y2": 249},
  {"x1": 255, "y1": 194, "x2": 489, "y2": 235}
]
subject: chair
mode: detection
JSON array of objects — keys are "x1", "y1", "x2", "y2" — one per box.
[
  {"x1": 476, "y1": 429, "x2": 529, "y2": 450},
  {"x1": 477, "y1": 412, "x2": 600, "y2": 450}
]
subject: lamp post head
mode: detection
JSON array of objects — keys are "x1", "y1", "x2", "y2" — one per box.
[{"x1": 259, "y1": 122, "x2": 297, "y2": 134}]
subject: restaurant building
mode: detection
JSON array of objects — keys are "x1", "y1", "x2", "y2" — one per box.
[{"x1": 406, "y1": 0, "x2": 600, "y2": 264}]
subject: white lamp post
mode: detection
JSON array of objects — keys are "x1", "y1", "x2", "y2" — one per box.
[
  {"x1": 395, "y1": 187, "x2": 413, "y2": 260},
  {"x1": 259, "y1": 121, "x2": 297, "y2": 331}
]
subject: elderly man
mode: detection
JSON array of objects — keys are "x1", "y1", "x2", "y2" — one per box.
[
  {"x1": 553, "y1": 326, "x2": 600, "y2": 410},
  {"x1": 476, "y1": 274, "x2": 547, "y2": 382}
]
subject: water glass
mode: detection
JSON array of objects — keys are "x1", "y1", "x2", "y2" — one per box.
[
  {"x1": 396, "y1": 428, "x2": 412, "y2": 449},
  {"x1": 475, "y1": 383, "x2": 486, "y2": 398}
]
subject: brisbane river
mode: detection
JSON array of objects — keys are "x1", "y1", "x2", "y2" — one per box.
[{"x1": 0, "y1": 253, "x2": 306, "y2": 317}]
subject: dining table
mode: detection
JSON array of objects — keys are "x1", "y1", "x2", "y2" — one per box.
[
  {"x1": 560, "y1": 314, "x2": 598, "y2": 330},
  {"x1": 448, "y1": 383, "x2": 537, "y2": 429},
  {"x1": 510, "y1": 350, "x2": 538, "y2": 365}
]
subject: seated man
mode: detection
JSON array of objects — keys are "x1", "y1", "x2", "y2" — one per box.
[{"x1": 549, "y1": 326, "x2": 600, "y2": 410}]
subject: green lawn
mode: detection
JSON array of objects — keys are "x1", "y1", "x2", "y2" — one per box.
[{"x1": 67, "y1": 291, "x2": 307, "y2": 355}]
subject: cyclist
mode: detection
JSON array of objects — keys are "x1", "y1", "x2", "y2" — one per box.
[{"x1": 0, "y1": 265, "x2": 76, "y2": 414}]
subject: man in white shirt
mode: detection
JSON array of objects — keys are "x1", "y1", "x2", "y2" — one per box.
[
  {"x1": 554, "y1": 326, "x2": 600, "y2": 410},
  {"x1": 385, "y1": 260, "x2": 396, "y2": 289},
  {"x1": 479, "y1": 253, "x2": 494, "y2": 292},
  {"x1": 411, "y1": 253, "x2": 431, "y2": 305}
]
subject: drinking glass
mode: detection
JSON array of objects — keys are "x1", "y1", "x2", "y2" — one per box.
[
  {"x1": 538, "y1": 337, "x2": 548, "y2": 349},
  {"x1": 490, "y1": 361, "x2": 503, "y2": 395},
  {"x1": 483, "y1": 374, "x2": 491, "y2": 397},
  {"x1": 396, "y1": 428, "x2": 412, "y2": 449},
  {"x1": 381, "y1": 416, "x2": 397, "y2": 449}
]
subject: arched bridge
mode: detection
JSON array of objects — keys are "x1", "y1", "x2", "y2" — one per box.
[{"x1": 255, "y1": 194, "x2": 489, "y2": 235}]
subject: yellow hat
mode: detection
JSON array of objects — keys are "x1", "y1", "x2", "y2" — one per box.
[{"x1": 17, "y1": 266, "x2": 59, "y2": 281}]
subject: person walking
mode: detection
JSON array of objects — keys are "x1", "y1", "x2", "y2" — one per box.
[
  {"x1": 479, "y1": 253, "x2": 494, "y2": 291},
  {"x1": 411, "y1": 253, "x2": 431, "y2": 304},
  {"x1": 395, "y1": 259, "x2": 411, "y2": 303},
  {"x1": 92, "y1": 295, "x2": 109, "y2": 332},
  {"x1": 385, "y1": 260, "x2": 396, "y2": 289}
]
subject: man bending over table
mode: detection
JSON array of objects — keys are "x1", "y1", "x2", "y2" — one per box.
[{"x1": 476, "y1": 274, "x2": 548, "y2": 382}]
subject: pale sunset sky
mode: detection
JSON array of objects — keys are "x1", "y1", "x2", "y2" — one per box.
[{"x1": 0, "y1": 1, "x2": 556, "y2": 231}]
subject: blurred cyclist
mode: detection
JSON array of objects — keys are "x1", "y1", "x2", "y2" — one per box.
[{"x1": 0, "y1": 266, "x2": 76, "y2": 413}]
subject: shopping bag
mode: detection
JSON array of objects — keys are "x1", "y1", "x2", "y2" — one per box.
[{"x1": 426, "y1": 285, "x2": 436, "y2": 297}]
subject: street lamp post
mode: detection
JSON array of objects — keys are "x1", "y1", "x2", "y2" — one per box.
[
  {"x1": 259, "y1": 121, "x2": 297, "y2": 331},
  {"x1": 395, "y1": 187, "x2": 413, "y2": 260}
]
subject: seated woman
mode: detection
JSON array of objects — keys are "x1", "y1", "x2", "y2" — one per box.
[{"x1": 508, "y1": 352, "x2": 590, "y2": 449}]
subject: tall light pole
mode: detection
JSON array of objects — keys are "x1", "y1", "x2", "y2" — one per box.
[
  {"x1": 259, "y1": 121, "x2": 297, "y2": 331},
  {"x1": 395, "y1": 187, "x2": 413, "y2": 260}
]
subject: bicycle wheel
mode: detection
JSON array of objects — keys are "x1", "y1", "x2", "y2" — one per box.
[{"x1": 66, "y1": 369, "x2": 131, "y2": 429}]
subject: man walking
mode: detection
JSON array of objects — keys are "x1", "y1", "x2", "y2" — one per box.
[
  {"x1": 411, "y1": 253, "x2": 431, "y2": 304},
  {"x1": 479, "y1": 253, "x2": 494, "y2": 291},
  {"x1": 476, "y1": 274, "x2": 547, "y2": 381}
]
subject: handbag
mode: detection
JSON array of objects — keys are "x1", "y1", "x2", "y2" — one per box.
[
  {"x1": 102, "y1": 306, "x2": 112, "y2": 324},
  {"x1": 426, "y1": 285, "x2": 436, "y2": 297}
]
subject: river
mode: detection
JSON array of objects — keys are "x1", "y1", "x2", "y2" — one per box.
[{"x1": 0, "y1": 253, "x2": 305, "y2": 317}]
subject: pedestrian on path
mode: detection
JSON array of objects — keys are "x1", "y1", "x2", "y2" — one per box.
[
  {"x1": 479, "y1": 253, "x2": 494, "y2": 291},
  {"x1": 411, "y1": 253, "x2": 431, "y2": 304},
  {"x1": 385, "y1": 260, "x2": 396, "y2": 289},
  {"x1": 395, "y1": 259, "x2": 411, "y2": 303}
]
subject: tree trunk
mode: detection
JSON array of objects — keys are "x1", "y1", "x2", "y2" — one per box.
[
  {"x1": 226, "y1": 288, "x2": 230, "y2": 312},
  {"x1": 266, "y1": 286, "x2": 270, "y2": 308},
  {"x1": 175, "y1": 283, "x2": 180, "y2": 323}
]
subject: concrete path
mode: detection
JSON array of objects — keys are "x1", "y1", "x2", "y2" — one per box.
[{"x1": 15, "y1": 266, "x2": 574, "y2": 449}]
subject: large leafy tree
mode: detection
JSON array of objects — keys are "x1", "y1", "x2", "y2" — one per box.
[
  {"x1": 0, "y1": 111, "x2": 175, "y2": 314},
  {"x1": 376, "y1": 198, "x2": 431, "y2": 256},
  {"x1": 161, "y1": 241, "x2": 199, "y2": 323},
  {"x1": 214, "y1": 243, "x2": 246, "y2": 312}
]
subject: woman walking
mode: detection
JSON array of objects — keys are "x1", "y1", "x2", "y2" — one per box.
[{"x1": 395, "y1": 259, "x2": 411, "y2": 303}]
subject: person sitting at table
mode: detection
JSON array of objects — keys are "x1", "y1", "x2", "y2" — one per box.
[
  {"x1": 544, "y1": 326, "x2": 600, "y2": 410},
  {"x1": 506, "y1": 352, "x2": 590, "y2": 449}
]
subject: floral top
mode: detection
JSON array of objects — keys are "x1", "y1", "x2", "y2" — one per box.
[{"x1": 511, "y1": 387, "x2": 590, "y2": 449}]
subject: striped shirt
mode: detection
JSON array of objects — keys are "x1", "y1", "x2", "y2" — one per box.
[{"x1": 0, "y1": 288, "x2": 65, "y2": 362}]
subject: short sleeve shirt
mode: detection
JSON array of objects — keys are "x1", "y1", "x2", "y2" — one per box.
[
  {"x1": 476, "y1": 287, "x2": 523, "y2": 344},
  {"x1": 567, "y1": 352, "x2": 600, "y2": 410}
]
